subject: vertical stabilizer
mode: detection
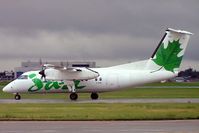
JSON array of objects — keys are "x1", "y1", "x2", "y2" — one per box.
[{"x1": 146, "y1": 28, "x2": 192, "y2": 72}]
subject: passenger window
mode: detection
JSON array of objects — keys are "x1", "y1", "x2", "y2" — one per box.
[
  {"x1": 99, "y1": 77, "x2": 102, "y2": 81},
  {"x1": 17, "y1": 75, "x2": 28, "y2": 79}
]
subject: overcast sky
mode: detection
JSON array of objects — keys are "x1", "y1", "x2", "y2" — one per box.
[{"x1": 0, "y1": 0, "x2": 198, "y2": 70}]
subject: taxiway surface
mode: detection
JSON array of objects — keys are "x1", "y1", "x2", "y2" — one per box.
[
  {"x1": 0, "y1": 98, "x2": 199, "y2": 103},
  {"x1": 0, "y1": 120, "x2": 198, "y2": 133}
]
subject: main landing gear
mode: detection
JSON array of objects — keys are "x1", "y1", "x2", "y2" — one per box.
[
  {"x1": 69, "y1": 92, "x2": 99, "y2": 101},
  {"x1": 69, "y1": 93, "x2": 78, "y2": 101},
  {"x1": 91, "y1": 92, "x2": 99, "y2": 100},
  {"x1": 67, "y1": 81, "x2": 99, "y2": 101},
  {"x1": 67, "y1": 82, "x2": 78, "y2": 101},
  {"x1": 15, "y1": 93, "x2": 21, "y2": 100}
]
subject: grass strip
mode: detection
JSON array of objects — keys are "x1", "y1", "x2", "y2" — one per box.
[{"x1": 0, "y1": 103, "x2": 199, "y2": 121}]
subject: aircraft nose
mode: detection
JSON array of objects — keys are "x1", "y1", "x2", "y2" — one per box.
[{"x1": 3, "y1": 83, "x2": 14, "y2": 93}]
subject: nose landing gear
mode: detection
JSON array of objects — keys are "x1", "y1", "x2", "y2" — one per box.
[{"x1": 15, "y1": 93, "x2": 21, "y2": 100}]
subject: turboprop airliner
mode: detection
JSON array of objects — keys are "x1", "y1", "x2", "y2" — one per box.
[{"x1": 3, "y1": 28, "x2": 192, "y2": 100}]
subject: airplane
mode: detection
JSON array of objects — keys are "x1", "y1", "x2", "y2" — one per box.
[{"x1": 3, "y1": 28, "x2": 192, "y2": 100}]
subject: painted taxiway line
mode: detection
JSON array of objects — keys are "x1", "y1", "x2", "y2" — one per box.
[{"x1": 0, "y1": 98, "x2": 199, "y2": 103}]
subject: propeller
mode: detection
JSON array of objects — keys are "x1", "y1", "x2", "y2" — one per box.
[{"x1": 39, "y1": 65, "x2": 46, "y2": 81}]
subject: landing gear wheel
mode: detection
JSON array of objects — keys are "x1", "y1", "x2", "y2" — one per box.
[
  {"x1": 70, "y1": 93, "x2": 78, "y2": 101},
  {"x1": 15, "y1": 94, "x2": 21, "y2": 100},
  {"x1": 91, "y1": 92, "x2": 99, "y2": 100}
]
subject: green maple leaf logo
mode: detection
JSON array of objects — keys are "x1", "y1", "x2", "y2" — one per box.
[
  {"x1": 152, "y1": 40, "x2": 183, "y2": 72},
  {"x1": 74, "y1": 80, "x2": 86, "y2": 89}
]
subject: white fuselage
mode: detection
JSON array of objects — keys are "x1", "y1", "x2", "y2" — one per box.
[{"x1": 3, "y1": 66, "x2": 176, "y2": 94}]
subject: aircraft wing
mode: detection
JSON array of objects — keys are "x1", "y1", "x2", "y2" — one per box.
[{"x1": 41, "y1": 64, "x2": 99, "y2": 81}]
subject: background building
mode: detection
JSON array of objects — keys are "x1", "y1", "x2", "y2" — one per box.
[{"x1": 0, "y1": 71, "x2": 15, "y2": 80}]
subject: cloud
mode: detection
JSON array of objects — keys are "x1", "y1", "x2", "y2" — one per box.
[
  {"x1": 0, "y1": 0, "x2": 198, "y2": 70},
  {"x1": 0, "y1": 28, "x2": 156, "y2": 60}
]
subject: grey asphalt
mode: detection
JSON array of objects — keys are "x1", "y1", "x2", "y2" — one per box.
[
  {"x1": 0, "y1": 98, "x2": 199, "y2": 103},
  {"x1": 0, "y1": 120, "x2": 198, "y2": 133}
]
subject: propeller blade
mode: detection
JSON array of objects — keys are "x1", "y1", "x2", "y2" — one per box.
[{"x1": 39, "y1": 69, "x2": 46, "y2": 80}]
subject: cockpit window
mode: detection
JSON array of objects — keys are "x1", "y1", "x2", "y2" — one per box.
[{"x1": 17, "y1": 75, "x2": 28, "y2": 79}]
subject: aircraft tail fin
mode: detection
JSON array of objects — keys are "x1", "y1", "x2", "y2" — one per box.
[
  {"x1": 110, "y1": 28, "x2": 192, "y2": 72},
  {"x1": 146, "y1": 28, "x2": 193, "y2": 72}
]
